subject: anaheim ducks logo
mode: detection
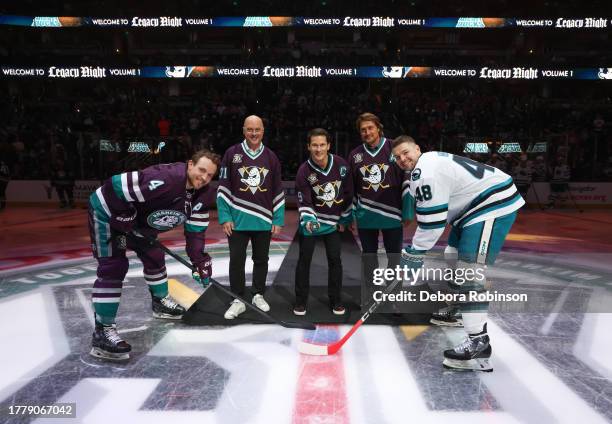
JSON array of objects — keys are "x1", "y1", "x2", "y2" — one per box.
[
  {"x1": 359, "y1": 163, "x2": 390, "y2": 191},
  {"x1": 238, "y1": 166, "x2": 269, "y2": 193},
  {"x1": 313, "y1": 181, "x2": 343, "y2": 207}
]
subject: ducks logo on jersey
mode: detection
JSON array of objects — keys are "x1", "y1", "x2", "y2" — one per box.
[
  {"x1": 359, "y1": 163, "x2": 390, "y2": 191},
  {"x1": 313, "y1": 181, "x2": 343, "y2": 207},
  {"x1": 238, "y1": 166, "x2": 269, "y2": 193}
]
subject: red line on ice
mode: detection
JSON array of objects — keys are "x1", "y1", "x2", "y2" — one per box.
[{"x1": 293, "y1": 325, "x2": 349, "y2": 424}]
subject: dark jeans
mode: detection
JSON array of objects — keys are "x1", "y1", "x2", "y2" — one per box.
[
  {"x1": 295, "y1": 231, "x2": 342, "y2": 307},
  {"x1": 358, "y1": 226, "x2": 403, "y2": 277},
  {"x1": 228, "y1": 230, "x2": 272, "y2": 297},
  {"x1": 358, "y1": 227, "x2": 403, "y2": 310}
]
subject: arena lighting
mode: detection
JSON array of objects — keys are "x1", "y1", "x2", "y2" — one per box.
[
  {"x1": 99, "y1": 139, "x2": 120, "y2": 152},
  {"x1": 527, "y1": 142, "x2": 548, "y2": 153},
  {"x1": 2, "y1": 66, "x2": 612, "y2": 80},
  {"x1": 497, "y1": 143, "x2": 523, "y2": 154},
  {"x1": 463, "y1": 143, "x2": 490, "y2": 153},
  {"x1": 114, "y1": 141, "x2": 167, "y2": 154},
  {"x1": 0, "y1": 15, "x2": 609, "y2": 29}
]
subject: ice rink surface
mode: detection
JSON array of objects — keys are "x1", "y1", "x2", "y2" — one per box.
[{"x1": 0, "y1": 208, "x2": 611, "y2": 423}]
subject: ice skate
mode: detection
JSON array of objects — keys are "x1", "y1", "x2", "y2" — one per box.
[
  {"x1": 443, "y1": 324, "x2": 492, "y2": 372},
  {"x1": 90, "y1": 323, "x2": 132, "y2": 361},
  {"x1": 152, "y1": 294, "x2": 185, "y2": 319}
]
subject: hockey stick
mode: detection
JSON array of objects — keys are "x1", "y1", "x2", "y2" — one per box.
[
  {"x1": 147, "y1": 236, "x2": 316, "y2": 331},
  {"x1": 298, "y1": 276, "x2": 404, "y2": 355}
]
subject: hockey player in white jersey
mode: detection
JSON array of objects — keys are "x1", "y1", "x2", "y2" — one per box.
[{"x1": 391, "y1": 136, "x2": 525, "y2": 372}]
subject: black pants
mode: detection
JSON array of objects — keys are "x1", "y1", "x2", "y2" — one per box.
[
  {"x1": 358, "y1": 227, "x2": 403, "y2": 277},
  {"x1": 228, "y1": 230, "x2": 272, "y2": 297},
  {"x1": 295, "y1": 231, "x2": 342, "y2": 307},
  {"x1": 0, "y1": 181, "x2": 7, "y2": 209},
  {"x1": 358, "y1": 227, "x2": 403, "y2": 310}
]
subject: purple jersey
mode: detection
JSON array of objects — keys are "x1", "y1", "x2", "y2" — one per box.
[
  {"x1": 217, "y1": 140, "x2": 285, "y2": 231},
  {"x1": 349, "y1": 137, "x2": 413, "y2": 229},
  {"x1": 89, "y1": 162, "x2": 214, "y2": 265},
  {"x1": 295, "y1": 154, "x2": 353, "y2": 236}
]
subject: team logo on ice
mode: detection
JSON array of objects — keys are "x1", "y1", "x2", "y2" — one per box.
[
  {"x1": 359, "y1": 163, "x2": 390, "y2": 191},
  {"x1": 313, "y1": 181, "x2": 343, "y2": 207},
  {"x1": 239, "y1": 166, "x2": 269, "y2": 193},
  {"x1": 147, "y1": 209, "x2": 187, "y2": 230}
]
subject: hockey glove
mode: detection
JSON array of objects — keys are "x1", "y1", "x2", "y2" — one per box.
[
  {"x1": 127, "y1": 230, "x2": 156, "y2": 252},
  {"x1": 401, "y1": 247, "x2": 426, "y2": 284},
  {"x1": 192, "y1": 253, "x2": 212, "y2": 287},
  {"x1": 110, "y1": 207, "x2": 137, "y2": 234}
]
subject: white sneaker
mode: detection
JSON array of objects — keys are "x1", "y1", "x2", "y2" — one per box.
[
  {"x1": 224, "y1": 299, "x2": 246, "y2": 319},
  {"x1": 252, "y1": 294, "x2": 270, "y2": 312}
]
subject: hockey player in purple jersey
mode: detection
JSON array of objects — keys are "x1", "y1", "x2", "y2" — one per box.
[
  {"x1": 349, "y1": 113, "x2": 413, "y2": 309},
  {"x1": 88, "y1": 149, "x2": 220, "y2": 360},
  {"x1": 217, "y1": 115, "x2": 285, "y2": 319},
  {"x1": 293, "y1": 128, "x2": 354, "y2": 316}
]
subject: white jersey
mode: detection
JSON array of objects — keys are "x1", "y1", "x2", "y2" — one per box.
[{"x1": 409, "y1": 152, "x2": 525, "y2": 251}]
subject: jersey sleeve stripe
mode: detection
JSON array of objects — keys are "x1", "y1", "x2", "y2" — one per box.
[
  {"x1": 111, "y1": 175, "x2": 127, "y2": 201},
  {"x1": 300, "y1": 212, "x2": 317, "y2": 220},
  {"x1": 463, "y1": 178, "x2": 513, "y2": 213},
  {"x1": 455, "y1": 191, "x2": 522, "y2": 228},
  {"x1": 273, "y1": 199, "x2": 285, "y2": 212},
  {"x1": 131, "y1": 171, "x2": 145, "y2": 202},
  {"x1": 273, "y1": 192, "x2": 285, "y2": 204},
  {"x1": 186, "y1": 220, "x2": 208, "y2": 227},
  {"x1": 299, "y1": 206, "x2": 316, "y2": 215},
  {"x1": 417, "y1": 220, "x2": 447, "y2": 229},
  {"x1": 190, "y1": 213, "x2": 209, "y2": 219},
  {"x1": 185, "y1": 223, "x2": 207, "y2": 233},
  {"x1": 416, "y1": 211, "x2": 448, "y2": 223},
  {"x1": 121, "y1": 173, "x2": 134, "y2": 201},
  {"x1": 95, "y1": 187, "x2": 112, "y2": 217},
  {"x1": 416, "y1": 204, "x2": 449, "y2": 215}
]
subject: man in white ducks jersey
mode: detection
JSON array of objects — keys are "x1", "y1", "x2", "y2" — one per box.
[{"x1": 392, "y1": 135, "x2": 525, "y2": 372}]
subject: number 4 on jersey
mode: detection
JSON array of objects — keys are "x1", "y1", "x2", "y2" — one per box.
[
  {"x1": 149, "y1": 180, "x2": 164, "y2": 190},
  {"x1": 453, "y1": 155, "x2": 494, "y2": 179}
]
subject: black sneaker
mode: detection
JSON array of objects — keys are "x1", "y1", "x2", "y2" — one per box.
[
  {"x1": 152, "y1": 295, "x2": 185, "y2": 320},
  {"x1": 332, "y1": 304, "x2": 346, "y2": 316},
  {"x1": 443, "y1": 324, "x2": 492, "y2": 372},
  {"x1": 293, "y1": 305, "x2": 307, "y2": 316},
  {"x1": 90, "y1": 322, "x2": 132, "y2": 361}
]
